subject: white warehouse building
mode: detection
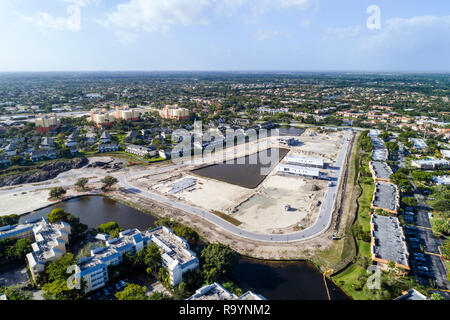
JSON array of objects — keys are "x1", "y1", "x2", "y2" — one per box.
[
  {"x1": 276, "y1": 164, "x2": 320, "y2": 178},
  {"x1": 284, "y1": 156, "x2": 324, "y2": 168}
]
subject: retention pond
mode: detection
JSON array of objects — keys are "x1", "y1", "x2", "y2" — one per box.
[{"x1": 20, "y1": 196, "x2": 349, "y2": 300}]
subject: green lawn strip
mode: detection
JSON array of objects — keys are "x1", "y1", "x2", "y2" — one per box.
[
  {"x1": 332, "y1": 240, "x2": 372, "y2": 300},
  {"x1": 443, "y1": 259, "x2": 450, "y2": 282},
  {"x1": 82, "y1": 151, "x2": 167, "y2": 166},
  {"x1": 211, "y1": 210, "x2": 242, "y2": 226},
  {"x1": 331, "y1": 147, "x2": 374, "y2": 300}
]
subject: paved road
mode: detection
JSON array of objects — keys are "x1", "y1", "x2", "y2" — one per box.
[
  {"x1": 119, "y1": 130, "x2": 353, "y2": 243},
  {"x1": 1, "y1": 130, "x2": 353, "y2": 243}
]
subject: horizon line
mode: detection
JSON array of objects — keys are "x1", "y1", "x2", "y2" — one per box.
[{"x1": 0, "y1": 70, "x2": 449, "y2": 74}]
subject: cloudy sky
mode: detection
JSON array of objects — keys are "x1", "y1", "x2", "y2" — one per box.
[{"x1": 1, "y1": 0, "x2": 449, "y2": 71}]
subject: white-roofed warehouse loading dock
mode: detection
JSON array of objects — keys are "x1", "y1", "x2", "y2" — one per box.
[{"x1": 276, "y1": 164, "x2": 320, "y2": 179}]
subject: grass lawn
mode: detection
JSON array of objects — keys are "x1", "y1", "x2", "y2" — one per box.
[
  {"x1": 312, "y1": 133, "x2": 361, "y2": 272},
  {"x1": 332, "y1": 240, "x2": 372, "y2": 300},
  {"x1": 443, "y1": 259, "x2": 450, "y2": 282},
  {"x1": 211, "y1": 210, "x2": 242, "y2": 226},
  {"x1": 331, "y1": 147, "x2": 375, "y2": 300},
  {"x1": 82, "y1": 151, "x2": 167, "y2": 166}
]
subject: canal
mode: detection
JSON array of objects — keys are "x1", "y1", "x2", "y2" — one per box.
[{"x1": 20, "y1": 196, "x2": 349, "y2": 300}]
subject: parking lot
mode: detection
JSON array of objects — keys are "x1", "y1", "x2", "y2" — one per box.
[
  {"x1": 84, "y1": 275, "x2": 171, "y2": 300},
  {"x1": 398, "y1": 148, "x2": 449, "y2": 291},
  {"x1": 0, "y1": 265, "x2": 30, "y2": 288}
]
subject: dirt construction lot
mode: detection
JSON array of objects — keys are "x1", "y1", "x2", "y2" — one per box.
[{"x1": 132, "y1": 129, "x2": 342, "y2": 235}]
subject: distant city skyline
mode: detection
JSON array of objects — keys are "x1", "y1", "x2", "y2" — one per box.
[{"x1": 0, "y1": 0, "x2": 449, "y2": 72}]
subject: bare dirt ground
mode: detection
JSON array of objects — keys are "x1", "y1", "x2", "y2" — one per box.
[
  {"x1": 233, "y1": 175, "x2": 326, "y2": 234},
  {"x1": 133, "y1": 129, "x2": 342, "y2": 235},
  {"x1": 108, "y1": 130, "x2": 356, "y2": 266},
  {"x1": 110, "y1": 189, "x2": 340, "y2": 263},
  {"x1": 0, "y1": 156, "x2": 149, "y2": 216},
  {"x1": 1, "y1": 130, "x2": 355, "y2": 266}
]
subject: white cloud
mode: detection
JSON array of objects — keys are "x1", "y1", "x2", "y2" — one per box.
[
  {"x1": 106, "y1": 0, "x2": 318, "y2": 31},
  {"x1": 360, "y1": 15, "x2": 450, "y2": 53},
  {"x1": 254, "y1": 30, "x2": 281, "y2": 41},
  {"x1": 214, "y1": 0, "x2": 317, "y2": 24},
  {"x1": 60, "y1": 0, "x2": 101, "y2": 7},
  {"x1": 22, "y1": 11, "x2": 79, "y2": 31},
  {"x1": 325, "y1": 25, "x2": 363, "y2": 40},
  {"x1": 114, "y1": 30, "x2": 138, "y2": 45},
  {"x1": 106, "y1": 0, "x2": 211, "y2": 33},
  {"x1": 21, "y1": 0, "x2": 101, "y2": 32},
  {"x1": 321, "y1": 15, "x2": 450, "y2": 70}
]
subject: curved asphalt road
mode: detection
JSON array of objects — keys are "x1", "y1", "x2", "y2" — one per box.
[
  {"x1": 119, "y1": 130, "x2": 353, "y2": 243},
  {"x1": 1, "y1": 131, "x2": 352, "y2": 243}
]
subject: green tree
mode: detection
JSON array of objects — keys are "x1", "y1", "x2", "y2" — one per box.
[
  {"x1": 0, "y1": 214, "x2": 20, "y2": 227},
  {"x1": 11, "y1": 238, "x2": 32, "y2": 260},
  {"x1": 174, "y1": 226, "x2": 199, "y2": 247},
  {"x1": 432, "y1": 199, "x2": 450, "y2": 213},
  {"x1": 158, "y1": 267, "x2": 171, "y2": 287},
  {"x1": 144, "y1": 243, "x2": 162, "y2": 275},
  {"x1": 431, "y1": 218, "x2": 449, "y2": 235},
  {"x1": 148, "y1": 291, "x2": 172, "y2": 300},
  {"x1": 75, "y1": 177, "x2": 89, "y2": 191},
  {"x1": 101, "y1": 176, "x2": 119, "y2": 190},
  {"x1": 182, "y1": 268, "x2": 204, "y2": 293},
  {"x1": 98, "y1": 221, "x2": 120, "y2": 236},
  {"x1": 431, "y1": 293, "x2": 445, "y2": 300},
  {"x1": 49, "y1": 187, "x2": 66, "y2": 199},
  {"x1": 115, "y1": 284, "x2": 148, "y2": 300},
  {"x1": 441, "y1": 238, "x2": 450, "y2": 259},
  {"x1": 173, "y1": 282, "x2": 190, "y2": 300},
  {"x1": 201, "y1": 244, "x2": 239, "y2": 278},
  {"x1": 42, "y1": 278, "x2": 82, "y2": 300},
  {"x1": 45, "y1": 253, "x2": 77, "y2": 282},
  {"x1": 47, "y1": 208, "x2": 70, "y2": 223},
  {"x1": 10, "y1": 155, "x2": 24, "y2": 166},
  {"x1": 3, "y1": 286, "x2": 32, "y2": 300}
]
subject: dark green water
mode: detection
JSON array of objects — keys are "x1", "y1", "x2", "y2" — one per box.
[
  {"x1": 20, "y1": 196, "x2": 349, "y2": 300},
  {"x1": 192, "y1": 148, "x2": 289, "y2": 189}
]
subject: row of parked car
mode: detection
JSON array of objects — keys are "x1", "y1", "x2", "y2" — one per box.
[
  {"x1": 405, "y1": 220, "x2": 432, "y2": 278},
  {"x1": 88, "y1": 279, "x2": 128, "y2": 300}
]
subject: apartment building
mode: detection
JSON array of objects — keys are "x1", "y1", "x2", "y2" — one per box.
[
  {"x1": 125, "y1": 144, "x2": 157, "y2": 158},
  {"x1": 0, "y1": 218, "x2": 71, "y2": 281},
  {"x1": 409, "y1": 138, "x2": 427, "y2": 150},
  {"x1": 370, "y1": 214, "x2": 410, "y2": 273},
  {"x1": 115, "y1": 107, "x2": 140, "y2": 121},
  {"x1": 369, "y1": 161, "x2": 393, "y2": 182},
  {"x1": 411, "y1": 159, "x2": 450, "y2": 170},
  {"x1": 159, "y1": 105, "x2": 190, "y2": 121},
  {"x1": 90, "y1": 110, "x2": 115, "y2": 128},
  {"x1": 76, "y1": 227, "x2": 199, "y2": 293},
  {"x1": 371, "y1": 182, "x2": 400, "y2": 214},
  {"x1": 35, "y1": 114, "x2": 59, "y2": 134},
  {"x1": 98, "y1": 143, "x2": 119, "y2": 153},
  {"x1": 187, "y1": 282, "x2": 266, "y2": 301},
  {"x1": 26, "y1": 220, "x2": 71, "y2": 281}
]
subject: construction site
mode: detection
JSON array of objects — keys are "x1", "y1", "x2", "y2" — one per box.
[{"x1": 128, "y1": 128, "x2": 348, "y2": 236}]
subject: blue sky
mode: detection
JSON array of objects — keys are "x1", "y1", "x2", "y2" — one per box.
[{"x1": 0, "y1": 0, "x2": 449, "y2": 71}]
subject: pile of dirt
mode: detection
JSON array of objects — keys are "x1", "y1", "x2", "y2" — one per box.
[
  {"x1": 304, "y1": 129, "x2": 317, "y2": 136},
  {"x1": 301, "y1": 184, "x2": 321, "y2": 192}
]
